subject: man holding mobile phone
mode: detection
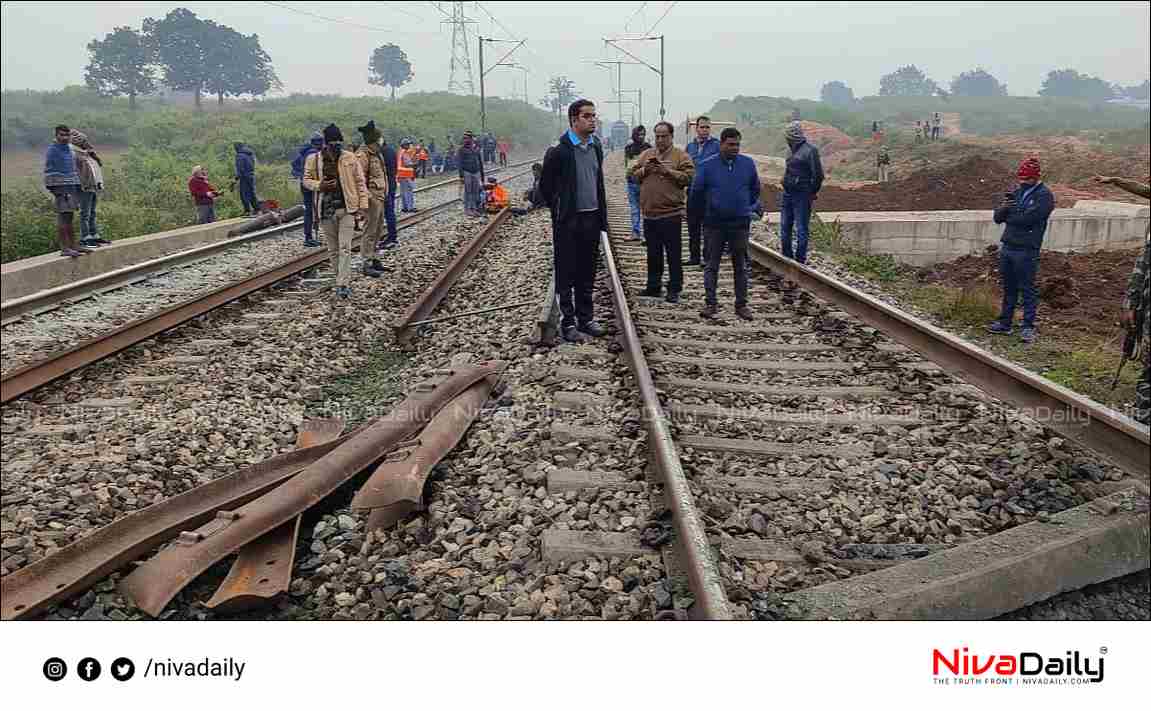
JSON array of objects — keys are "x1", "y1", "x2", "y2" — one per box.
[{"x1": 629, "y1": 121, "x2": 695, "y2": 303}]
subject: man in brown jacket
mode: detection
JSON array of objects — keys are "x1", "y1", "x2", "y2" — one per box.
[
  {"x1": 302, "y1": 123, "x2": 369, "y2": 300},
  {"x1": 355, "y1": 120, "x2": 388, "y2": 277},
  {"x1": 628, "y1": 121, "x2": 695, "y2": 303}
]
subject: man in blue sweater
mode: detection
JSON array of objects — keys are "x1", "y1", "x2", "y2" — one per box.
[
  {"x1": 291, "y1": 132, "x2": 324, "y2": 247},
  {"x1": 688, "y1": 127, "x2": 761, "y2": 321},
  {"x1": 685, "y1": 116, "x2": 721, "y2": 265},
  {"x1": 987, "y1": 157, "x2": 1055, "y2": 344},
  {"x1": 44, "y1": 124, "x2": 91, "y2": 258}
]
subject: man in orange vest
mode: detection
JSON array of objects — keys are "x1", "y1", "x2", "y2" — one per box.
[
  {"x1": 484, "y1": 176, "x2": 508, "y2": 213},
  {"x1": 397, "y1": 139, "x2": 416, "y2": 211}
]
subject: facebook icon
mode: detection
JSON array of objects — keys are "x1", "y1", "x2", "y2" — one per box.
[{"x1": 77, "y1": 657, "x2": 101, "y2": 682}]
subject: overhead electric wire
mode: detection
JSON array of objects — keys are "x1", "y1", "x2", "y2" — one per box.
[
  {"x1": 624, "y1": 2, "x2": 648, "y2": 31},
  {"x1": 643, "y1": 1, "x2": 678, "y2": 35},
  {"x1": 262, "y1": 1, "x2": 430, "y2": 34}
]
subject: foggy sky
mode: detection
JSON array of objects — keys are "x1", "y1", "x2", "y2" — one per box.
[{"x1": 2, "y1": 1, "x2": 1148, "y2": 128}]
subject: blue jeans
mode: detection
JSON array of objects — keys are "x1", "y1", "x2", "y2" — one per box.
[
  {"x1": 238, "y1": 176, "x2": 258, "y2": 213},
  {"x1": 383, "y1": 189, "x2": 398, "y2": 242},
  {"x1": 79, "y1": 191, "x2": 98, "y2": 238},
  {"x1": 301, "y1": 184, "x2": 315, "y2": 240},
  {"x1": 779, "y1": 190, "x2": 813, "y2": 263},
  {"x1": 997, "y1": 245, "x2": 1041, "y2": 328},
  {"x1": 400, "y1": 179, "x2": 414, "y2": 211},
  {"x1": 627, "y1": 179, "x2": 642, "y2": 236}
]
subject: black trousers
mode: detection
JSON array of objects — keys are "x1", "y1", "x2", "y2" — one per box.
[
  {"x1": 687, "y1": 200, "x2": 703, "y2": 263},
  {"x1": 644, "y1": 214, "x2": 683, "y2": 294},
  {"x1": 554, "y1": 211, "x2": 601, "y2": 328},
  {"x1": 703, "y1": 222, "x2": 750, "y2": 308}
]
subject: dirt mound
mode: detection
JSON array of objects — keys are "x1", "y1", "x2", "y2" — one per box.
[
  {"x1": 797, "y1": 120, "x2": 853, "y2": 157},
  {"x1": 915, "y1": 246, "x2": 1143, "y2": 337},
  {"x1": 763, "y1": 156, "x2": 1013, "y2": 212}
]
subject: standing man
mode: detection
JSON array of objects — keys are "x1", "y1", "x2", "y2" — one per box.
[
  {"x1": 234, "y1": 142, "x2": 259, "y2": 216},
  {"x1": 778, "y1": 122, "x2": 824, "y2": 264},
  {"x1": 44, "y1": 124, "x2": 90, "y2": 258},
  {"x1": 71, "y1": 130, "x2": 108, "y2": 248},
  {"x1": 378, "y1": 138, "x2": 399, "y2": 248},
  {"x1": 396, "y1": 139, "x2": 417, "y2": 212},
  {"x1": 1091, "y1": 175, "x2": 1151, "y2": 424},
  {"x1": 458, "y1": 130, "x2": 486, "y2": 216},
  {"x1": 628, "y1": 121, "x2": 694, "y2": 304},
  {"x1": 986, "y1": 158, "x2": 1055, "y2": 344},
  {"x1": 355, "y1": 121, "x2": 388, "y2": 277},
  {"x1": 188, "y1": 166, "x2": 220, "y2": 224},
  {"x1": 689, "y1": 127, "x2": 760, "y2": 321},
  {"x1": 539, "y1": 99, "x2": 609, "y2": 343},
  {"x1": 685, "y1": 115, "x2": 720, "y2": 265},
  {"x1": 876, "y1": 143, "x2": 891, "y2": 183},
  {"x1": 292, "y1": 131, "x2": 324, "y2": 247},
  {"x1": 623, "y1": 125, "x2": 651, "y2": 242},
  {"x1": 932, "y1": 112, "x2": 942, "y2": 141},
  {"x1": 497, "y1": 137, "x2": 510, "y2": 168},
  {"x1": 302, "y1": 124, "x2": 369, "y2": 300}
]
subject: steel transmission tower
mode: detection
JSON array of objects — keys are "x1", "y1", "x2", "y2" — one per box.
[{"x1": 445, "y1": 2, "x2": 477, "y2": 95}]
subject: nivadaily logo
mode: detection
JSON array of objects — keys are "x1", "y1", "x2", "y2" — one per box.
[{"x1": 932, "y1": 646, "x2": 1106, "y2": 686}]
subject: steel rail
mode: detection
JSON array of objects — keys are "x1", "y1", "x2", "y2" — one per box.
[
  {"x1": 1, "y1": 169, "x2": 533, "y2": 405},
  {"x1": 748, "y1": 242, "x2": 1150, "y2": 480},
  {"x1": 600, "y1": 230, "x2": 734, "y2": 620},
  {"x1": 0, "y1": 161, "x2": 534, "y2": 325}
]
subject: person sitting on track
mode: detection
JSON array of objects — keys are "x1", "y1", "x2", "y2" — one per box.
[{"x1": 484, "y1": 176, "x2": 509, "y2": 213}]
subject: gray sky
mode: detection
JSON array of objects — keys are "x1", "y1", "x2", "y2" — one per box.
[{"x1": 2, "y1": 1, "x2": 1148, "y2": 127}]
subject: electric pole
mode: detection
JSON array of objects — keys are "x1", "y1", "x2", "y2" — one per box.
[
  {"x1": 444, "y1": 2, "x2": 477, "y2": 95},
  {"x1": 604, "y1": 35, "x2": 666, "y2": 121},
  {"x1": 479, "y1": 37, "x2": 526, "y2": 134}
]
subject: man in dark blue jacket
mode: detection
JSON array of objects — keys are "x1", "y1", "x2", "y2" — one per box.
[
  {"x1": 689, "y1": 127, "x2": 761, "y2": 321},
  {"x1": 234, "y1": 142, "x2": 259, "y2": 216},
  {"x1": 779, "y1": 122, "x2": 824, "y2": 264},
  {"x1": 685, "y1": 116, "x2": 721, "y2": 265},
  {"x1": 539, "y1": 99, "x2": 609, "y2": 342},
  {"x1": 378, "y1": 139, "x2": 399, "y2": 247},
  {"x1": 987, "y1": 157, "x2": 1055, "y2": 344},
  {"x1": 292, "y1": 132, "x2": 324, "y2": 247}
]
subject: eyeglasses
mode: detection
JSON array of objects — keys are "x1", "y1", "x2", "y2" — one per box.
[{"x1": 578, "y1": 112, "x2": 597, "y2": 120}]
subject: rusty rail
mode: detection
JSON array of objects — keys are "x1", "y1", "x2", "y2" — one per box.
[
  {"x1": 393, "y1": 208, "x2": 512, "y2": 344},
  {"x1": 748, "y1": 242, "x2": 1150, "y2": 481},
  {"x1": 1, "y1": 171, "x2": 531, "y2": 405},
  {"x1": 600, "y1": 230, "x2": 734, "y2": 620}
]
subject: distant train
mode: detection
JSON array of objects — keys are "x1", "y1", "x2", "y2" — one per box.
[{"x1": 609, "y1": 120, "x2": 630, "y2": 149}]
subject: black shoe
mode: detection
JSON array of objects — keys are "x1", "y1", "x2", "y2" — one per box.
[
  {"x1": 735, "y1": 306, "x2": 754, "y2": 321},
  {"x1": 303, "y1": 238, "x2": 321, "y2": 248},
  {"x1": 700, "y1": 304, "x2": 718, "y2": 319},
  {"x1": 638, "y1": 288, "x2": 662, "y2": 298},
  {"x1": 562, "y1": 326, "x2": 588, "y2": 343},
  {"x1": 665, "y1": 292, "x2": 680, "y2": 304},
  {"x1": 577, "y1": 321, "x2": 606, "y2": 338}
]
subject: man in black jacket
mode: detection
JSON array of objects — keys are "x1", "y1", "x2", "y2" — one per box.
[
  {"x1": 378, "y1": 139, "x2": 399, "y2": 248},
  {"x1": 539, "y1": 99, "x2": 609, "y2": 342}
]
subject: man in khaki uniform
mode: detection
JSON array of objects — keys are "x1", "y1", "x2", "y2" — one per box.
[
  {"x1": 355, "y1": 120, "x2": 388, "y2": 278},
  {"x1": 302, "y1": 124, "x2": 369, "y2": 300}
]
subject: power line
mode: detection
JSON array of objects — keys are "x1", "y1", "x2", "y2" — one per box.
[
  {"x1": 262, "y1": 2, "x2": 400, "y2": 33},
  {"x1": 624, "y1": 2, "x2": 648, "y2": 31},
  {"x1": 476, "y1": 2, "x2": 546, "y2": 65},
  {"x1": 644, "y1": 1, "x2": 678, "y2": 35}
]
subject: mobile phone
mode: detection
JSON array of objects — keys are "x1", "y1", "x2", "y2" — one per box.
[{"x1": 1003, "y1": 192, "x2": 1015, "y2": 200}]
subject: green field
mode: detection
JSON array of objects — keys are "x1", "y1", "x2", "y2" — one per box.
[{"x1": 1, "y1": 88, "x2": 556, "y2": 263}]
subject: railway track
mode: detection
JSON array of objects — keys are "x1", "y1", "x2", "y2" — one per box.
[
  {"x1": 0, "y1": 167, "x2": 533, "y2": 404},
  {"x1": 534, "y1": 170, "x2": 1148, "y2": 620}
]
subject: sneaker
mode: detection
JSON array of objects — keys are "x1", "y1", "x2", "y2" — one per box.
[
  {"x1": 562, "y1": 326, "x2": 588, "y2": 343},
  {"x1": 335, "y1": 286, "x2": 351, "y2": 300},
  {"x1": 80, "y1": 237, "x2": 102, "y2": 248},
  {"x1": 665, "y1": 292, "x2": 680, "y2": 304},
  {"x1": 379, "y1": 240, "x2": 398, "y2": 251},
  {"x1": 362, "y1": 263, "x2": 383, "y2": 278},
  {"x1": 700, "y1": 304, "x2": 718, "y2": 319},
  {"x1": 735, "y1": 306, "x2": 754, "y2": 321},
  {"x1": 303, "y1": 238, "x2": 321, "y2": 248},
  {"x1": 577, "y1": 321, "x2": 607, "y2": 338},
  {"x1": 60, "y1": 248, "x2": 84, "y2": 258},
  {"x1": 639, "y1": 288, "x2": 662, "y2": 298},
  {"x1": 94, "y1": 235, "x2": 112, "y2": 245},
  {"x1": 1020, "y1": 326, "x2": 1037, "y2": 344},
  {"x1": 75, "y1": 244, "x2": 95, "y2": 254},
  {"x1": 986, "y1": 321, "x2": 1013, "y2": 335}
]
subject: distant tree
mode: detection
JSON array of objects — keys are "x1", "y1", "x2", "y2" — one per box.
[
  {"x1": 84, "y1": 26, "x2": 156, "y2": 109},
  {"x1": 819, "y1": 80, "x2": 855, "y2": 106},
  {"x1": 1038, "y1": 68, "x2": 1115, "y2": 100},
  {"x1": 368, "y1": 44, "x2": 414, "y2": 101},
  {"x1": 143, "y1": 8, "x2": 211, "y2": 109},
  {"x1": 949, "y1": 68, "x2": 1008, "y2": 97},
  {"x1": 1122, "y1": 79, "x2": 1150, "y2": 101},
  {"x1": 539, "y1": 76, "x2": 577, "y2": 116},
  {"x1": 878, "y1": 65, "x2": 940, "y2": 97},
  {"x1": 203, "y1": 23, "x2": 280, "y2": 105}
]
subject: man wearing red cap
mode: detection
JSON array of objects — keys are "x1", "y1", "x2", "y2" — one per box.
[{"x1": 987, "y1": 157, "x2": 1054, "y2": 344}]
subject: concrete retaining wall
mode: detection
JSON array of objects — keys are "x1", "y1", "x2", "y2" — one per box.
[
  {"x1": 1, "y1": 217, "x2": 248, "y2": 302},
  {"x1": 764, "y1": 200, "x2": 1149, "y2": 267}
]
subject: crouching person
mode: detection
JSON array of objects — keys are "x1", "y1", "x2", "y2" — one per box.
[
  {"x1": 302, "y1": 124, "x2": 369, "y2": 300},
  {"x1": 485, "y1": 177, "x2": 509, "y2": 213}
]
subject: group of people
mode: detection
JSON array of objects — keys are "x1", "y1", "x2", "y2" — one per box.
[
  {"x1": 42, "y1": 124, "x2": 109, "y2": 257},
  {"x1": 916, "y1": 112, "x2": 944, "y2": 143}
]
